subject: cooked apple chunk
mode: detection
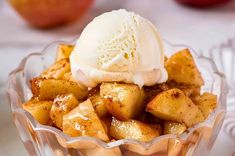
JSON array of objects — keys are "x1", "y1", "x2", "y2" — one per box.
[
  {"x1": 180, "y1": 87, "x2": 200, "y2": 98},
  {"x1": 31, "y1": 78, "x2": 88, "y2": 100},
  {"x1": 49, "y1": 93, "x2": 79, "y2": 129},
  {"x1": 22, "y1": 98, "x2": 53, "y2": 125},
  {"x1": 88, "y1": 87, "x2": 109, "y2": 117},
  {"x1": 89, "y1": 92, "x2": 109, "y2": 117},
  {"x1": 164, "y1": 121, "x2": 187, "y2": 135},
  {"x1": 167, "y1": 82, "x2": 201, "y2": 103},
  {"x1": 196, "y1": 92, "x2": 217, "y2": 118},
  {"x1": 110, "y1": 118, "x2": 159, "y2": 142},
  {"x1": 146, "y1": 88, "x2": 204, "y2": 127},
  {"x1": 165, "y1": 49, "x2": 204, "y2": 87},
  {"x1": 56, "y1": 44, "x2": 74, "y2": 61},
  {"x1": 100, "y1": 83, "x2": 145, "y2": 120},
  {"x1": 63, "y1": 99, "x2": 109, "y2": 141},
  {"x1": 41, "y1": 58, "x2": 70, "y2": 79}
]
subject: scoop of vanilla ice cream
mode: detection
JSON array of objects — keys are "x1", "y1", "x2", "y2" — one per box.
[{"x1": 70, "y1": 9, "x2": 168, "y2": 88}]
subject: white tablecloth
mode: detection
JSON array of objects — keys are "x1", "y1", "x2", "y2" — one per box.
[{"x1": 1, "y1": 0, "x2": 235, "y2": 155}]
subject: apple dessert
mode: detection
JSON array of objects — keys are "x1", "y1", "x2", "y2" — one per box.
[{"x1": 22, "y1": 10, "x2": 217, "y2": 142}]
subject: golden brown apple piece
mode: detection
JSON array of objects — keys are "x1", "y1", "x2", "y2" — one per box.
[
  {"x1": 146, "y1": 88, "x2": 204, "y2": 127},
  {"x1": 180, "y1": 87, "x2": 200, "y2": 101},
  {"x1": 31, "y1": 78, "x2": 88, "y2": 100},
  {"x1": 63, "y1": 99, "x2": 109, "y2": 141},
  {"x1": 56, "y1": 44, "x2": 74, "y2": 61},
  {"x1": 168, "y1": 82, "x2": 201, "y2": 103},
  {"x1": 100, "y1": 83, "x2": 145, "y2": 120},
  {"x1": 165, "y1": 49, "x2": 204, "y2": 87},
  {"x1": 110, "y1": 118, "x2": 159, "y2": 142},
  {"x1": 195, "y1": 92, "x2": 217, "y2": 118},
  {"x1": 88, "y1": 87, "x2": 109, "y2": 117},
  {"x1": 40, "y1": 58, "x2": 70, "y2": 79},
  {"x1": 49, "y1": 93, "x2": 79, "y2": 129},
  {"x1": 163, "y1": 121, "x2": 187, "y2": 135},
  {"x1": 90, "y1": 93, "x2": 109, "y2": 117},
  {"x1": 22, "y1": 98, "x2": 53, "y2": 125}
]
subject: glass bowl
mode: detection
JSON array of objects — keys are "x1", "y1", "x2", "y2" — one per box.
[
  {"x1": 7, "y1": 40, "x2": 228, "y2": 156},
  {"x1": 206, "y1": 37, "x2": 235, "y2": 156}
]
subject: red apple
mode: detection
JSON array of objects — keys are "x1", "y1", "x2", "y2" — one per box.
[
  {"x1": 8, "y1": 0, "x2": 94, "y2": 28},
  {"x1": 176, "y1": 0, "x2": 231, "y2": 7}
]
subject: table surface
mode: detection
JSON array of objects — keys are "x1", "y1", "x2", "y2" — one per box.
[{"x1": 1, "y1": 0, "x2": 235, "y2": 155}]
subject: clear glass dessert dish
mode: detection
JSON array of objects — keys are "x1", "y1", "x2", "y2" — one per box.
[{"x1": 7, "y1": 40, "x2": 228, "y2": 156}]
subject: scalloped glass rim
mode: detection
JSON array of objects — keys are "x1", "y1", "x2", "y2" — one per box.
[{"x1": 7, "y1": 39, "x2": 228, "y2": 150}]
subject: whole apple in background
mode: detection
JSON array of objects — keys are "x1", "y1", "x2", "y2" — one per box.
[
  {"x1": 8, "y1": 0, "x2": 94, "y2": 28},
  {"x1": 176, "y1": 0, "x2": 231, "y2": 7}
]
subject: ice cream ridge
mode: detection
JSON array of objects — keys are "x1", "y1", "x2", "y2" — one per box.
[{"x1": 70, "y1": 9, "x2": 168, "y2": 88}]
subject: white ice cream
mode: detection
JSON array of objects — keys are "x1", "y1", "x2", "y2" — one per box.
[{"x1": 70, "y1": 9, "x2": 168, "y2": 88}]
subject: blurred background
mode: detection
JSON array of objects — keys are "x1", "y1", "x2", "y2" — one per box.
[{"x1": 0, "y1": 0, "x2": 235, "y2": 155}]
